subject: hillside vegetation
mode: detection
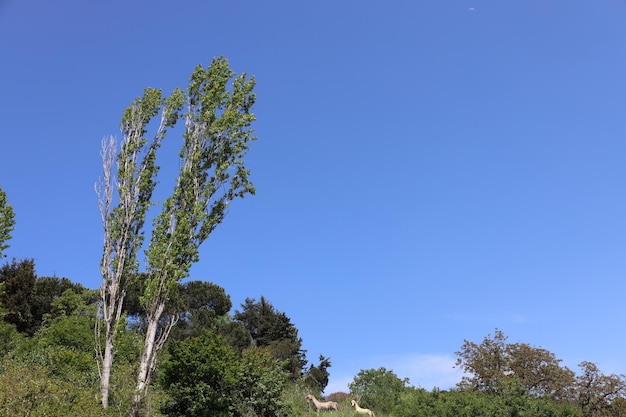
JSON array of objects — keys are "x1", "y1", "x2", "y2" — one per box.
[{"x1": 1, "y1": 259, "x2": 625, "y2": 416}]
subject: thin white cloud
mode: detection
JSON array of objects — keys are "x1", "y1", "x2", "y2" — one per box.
[
  {"x1": 324, "y1": 353, "x2": 466, "y2": 395},
  {"x1": 379, "y1": 353, "x2": 464, "y2": 390}
]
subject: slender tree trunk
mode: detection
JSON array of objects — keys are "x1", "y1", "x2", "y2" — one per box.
[
  {"x1": 130, "y1": 301, "x2": 165, "y2": 417},
  {"x1": 99, "y1": 290, "x2": 124, "y2": 408},
  {"x1": 96, "y1": 136, "x2": 119, "y2": 409},
  {"x1": 100, "y1": 330, "x2": 113, "y2": 408}
]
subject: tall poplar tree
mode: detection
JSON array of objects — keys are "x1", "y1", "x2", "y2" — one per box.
[
  {"x1": 96, "y1": 86, "x2": 182, "y2": 408},
  {"x1": 96, "y1": 56, "x2": 257, "y2": 415}
]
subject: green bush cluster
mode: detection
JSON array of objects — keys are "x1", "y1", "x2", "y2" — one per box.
[{"x1": 393, "y1": 387, "x2": 581, "y2": 417}]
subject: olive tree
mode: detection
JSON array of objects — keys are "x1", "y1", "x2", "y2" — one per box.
[
  {"x1": 455, "y1": 329, "x2": 575, "y2": 399},
  {"x1": 455, "y1": 328, "x2": 510, "y2": 393},
  {"x1": 575, "y1": 361, "x2": 626, "y2": 417}
]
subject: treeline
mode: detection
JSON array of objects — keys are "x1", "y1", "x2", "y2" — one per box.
[
  {"x1": 0, "y1": 258, "x2": 329, "y2": 416},
  {"x1": 1, "y1": 259, "x2": 626, "y2": 417},
  {"x1": 341, "y1": 330, "x2": 626, "y2": 417}
]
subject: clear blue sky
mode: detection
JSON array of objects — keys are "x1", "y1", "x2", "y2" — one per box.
[{"x1": 2, "y1": 0, "x2": 626, "y2": 393}]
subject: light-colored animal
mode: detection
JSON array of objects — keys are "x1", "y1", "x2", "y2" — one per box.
[
  {"x1": 306, "y1": 394, "x2": 339, "y2": 413},
  {"x1": 351, "y1": 399, "x2": 375, "y2": 417}
]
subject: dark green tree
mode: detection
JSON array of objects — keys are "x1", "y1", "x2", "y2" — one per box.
[
  {"x1": 0, "y1": 187, "x2": 15, "y2": 258},
  {"x1": 179, "y1": 281, "x2": 231, "y2": 316},
  {"x1": 169, "y1": 280, "x2": 232, "y2": 340},
  {"x1": 234, "y1": 296, "x2": 307, "y2": 379},
  {"x1": 216, "y1": 318, "x2": 253, "y2": 352},
  {"x1": 304, "y1": 354, "x2": 332, "y2": 395},
  {"x1": 0, "y1": 269, "x2": 89, "y2": 337},
  {"x1": 0, "y1": 259, "x2": 35, "y2": 334},
  {"x1": 31, "y1": 276, "x2": 89, "y2": 333}
]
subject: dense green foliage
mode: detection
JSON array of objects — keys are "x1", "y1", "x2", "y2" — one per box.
[
  {"x1": 392, "y1": 386, "x2": 582, "y2": 417},
  {"x1": 160, "y1": 331, "x2": 241, "y2": 417},
  {"x1": 0, "y1": 258, "x2": 35, "y2": 333},
  {"x1": 0, "y1": 259, "x2": 89, "y2": 336},
  {"x1": 234, "y1": 347, "x2": 289, "y2": 417},
  {"x1": 0, "y1": 361, "x2": 104, "y2": 416},
  {"x1": 1, "y1": 259, "x2": 625, "y2": 416},
  {"x1": 349, "y1": 367, "x2": 410, "y2": 415}
]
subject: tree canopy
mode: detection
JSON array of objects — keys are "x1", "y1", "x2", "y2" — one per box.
[
  {"x1": 349, "y1": 367, "x2": 410, "y2": 415},
  {"x1": 234, "y1": 296, "x2": 307, "y2": 379},
  {"x1": 455, "y1": 328, "x2": 575, "y2": 398},
  {"x1": 0, "y1": 187, "x2": 15, "y2": 258},
  {"x1": 0, "y1": 258, "x2": 35, "y2": 334}
]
